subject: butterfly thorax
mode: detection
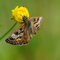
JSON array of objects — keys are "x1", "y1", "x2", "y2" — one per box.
[{"x1": 23, "y1": 16, "x2": 31, "y2": 29}]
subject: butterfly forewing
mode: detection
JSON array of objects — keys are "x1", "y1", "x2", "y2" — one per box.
[{"x1": 5, "y1": 24, "x2": 30, "y2": 45}]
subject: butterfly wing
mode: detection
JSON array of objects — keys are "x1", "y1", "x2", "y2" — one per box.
[
  {"x1": 30, "y1": 17, "x2": 43, "y2": 34},
  {"x1": 5, "y1": 24, "x2": 30, "y2": 45}
]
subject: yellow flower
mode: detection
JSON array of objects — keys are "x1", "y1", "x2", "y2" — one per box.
[{"x1": 11, "y1": 6, "x2": 29, "y2": 23}]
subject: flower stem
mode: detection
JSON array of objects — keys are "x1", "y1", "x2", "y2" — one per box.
[{"x1": 0, "y1": 22, "x2": 18, "y2": 40}]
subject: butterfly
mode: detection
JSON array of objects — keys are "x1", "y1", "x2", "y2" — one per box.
[{"x1": 5, "y1": 16, "x2": 43, "y2": 45}]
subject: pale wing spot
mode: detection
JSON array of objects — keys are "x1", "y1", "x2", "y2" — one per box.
[
  {"x1": 34, "y1": 24, "x2": 36, "y2": 26},
  {"x1": 20, "y1": 33, "x2": 23, "y2": 35},
  {"x1": 36, "y1": 18, "x2": 38, "y2": 22},
  {"x1": 39, "y1": 17, "x2": 43, "y2": 23},
  {"x1": 36, "y1": 18, "x2": 40, "y2": 25},
  {"x1": 38, "y1": 24, "x2": 40, "y2": 27},
  {"x1": 17, "y1": 35, "x2": 22, "y2": 38},
  {"x1": 17, "y1": 38, "x2": 21, "y2": 41},
  {"x1": 17, "y1": 35, "x2": 20, "y2": 37},
  {"x1": 30, "y1": 34, "x2": 32, "y2": 38},
  {"x1": 11, "y1": 34, "x2": 17, "y2": 39},
  {"x1": 35, "y1": 17, "x2": 43, "y2": 26},
  {"x1": 18, "y1": 30, "x2": 20, "y2": 33},
  {"x1": 18, "y1": 39, "x2": 21, "y2": 40},
  {"x1": 11, "y1": 33, "x2": 23, "y2": 39}
]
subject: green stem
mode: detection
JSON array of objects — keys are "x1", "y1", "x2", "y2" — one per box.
[{"x1": 0, "y1": 22, "x2": 18, "y2": 40}]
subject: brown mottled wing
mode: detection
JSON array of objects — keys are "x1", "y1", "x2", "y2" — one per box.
[
  {"x1": 30, "y1": 17, "x2": 43, "y2": 34},
  {"x1": 5, "y1": 24, "x2": 30, "y2": 45}
]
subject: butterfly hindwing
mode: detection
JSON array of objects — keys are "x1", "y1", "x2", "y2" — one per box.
[{"x1": 30, "y1": 17, "x2": 43, "y2": 34}]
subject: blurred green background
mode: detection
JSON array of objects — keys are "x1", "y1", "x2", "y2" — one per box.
[{"x1": 0, "y1": 0, "x2": 60, "y2": 60}]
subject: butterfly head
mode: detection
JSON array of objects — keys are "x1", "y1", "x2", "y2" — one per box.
[
  {"x1": 23, "y1": 16, "x2": 28, "y2": 22},
  {"x1": 23, "y1": 16, "x2": 31, "y2": 29}
]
